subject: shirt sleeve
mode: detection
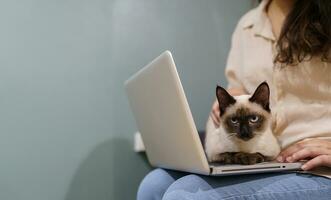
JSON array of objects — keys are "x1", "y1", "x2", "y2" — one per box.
[{"x1": 224, "y1": 22, "x2": 245, "y2": 91}]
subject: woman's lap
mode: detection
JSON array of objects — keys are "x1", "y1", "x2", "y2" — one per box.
[
  {"x1": 136, "y1": 168, "x2": 188, "y2": 200},
  {"x1": 137, "y1": 168, "x2": 331, "y2": 200},
  {"x1": 163, "y1": 171, "x2": 331, "y2": 200}
]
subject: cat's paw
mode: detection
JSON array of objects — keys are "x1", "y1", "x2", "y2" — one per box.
[
  {"x1": 209, "y1": 152, "x2": 235, "y2": 164},
  {"x1": 233, "y1": 152, "x2": 265, "y2": 165}
]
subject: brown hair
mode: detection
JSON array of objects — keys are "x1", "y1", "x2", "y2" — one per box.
[{"x1": 275, "y1": 0, "x2": 331, "y2": 65}]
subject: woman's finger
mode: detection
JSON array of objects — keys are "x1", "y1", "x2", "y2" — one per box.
[
  {"x1": 277, "y1": 143, "x2": 305, "y2": 162},
  {"x1": 288, "y1": 147, "x2": 331, "y2": 162},
  {"x1": 302, "y1": 155, "x2": 331, "y2": 171},
  {"x1": 277, "y1": 139, "x2": 321, "y2": 162},
  {"x1": 210, "y1": 112, "x2": 220, "y2": 127},
  {"x1": 211, "y1": 100, "x2": 221, "y2": 127}
]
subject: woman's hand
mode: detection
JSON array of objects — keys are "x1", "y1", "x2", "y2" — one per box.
[
  {"x1": 277, "y1": 138, "x2": 331, "y2": 171},
  {"x1": 210, "y1": 87, "x2": 246, "y2": 127},
  {"x1": 210, "y1": 100, "x2": 221, "y2": 127}
]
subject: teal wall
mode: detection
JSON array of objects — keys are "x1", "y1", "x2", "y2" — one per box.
[{"x1": 0, "y1": 0, "x2": 250, "y2": 199}]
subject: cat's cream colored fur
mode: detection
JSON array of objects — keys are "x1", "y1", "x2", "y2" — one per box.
[{"x1": 205, "y1": 95, "x2": 280, "y2": 162}]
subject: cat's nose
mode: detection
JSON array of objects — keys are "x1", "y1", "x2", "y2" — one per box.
[
  {"x1": 239, "y1": 134, "x2": 253, "y2": 141},
  {"x1": 238, "y1": 126, "x2": 253, "y2": 141}
]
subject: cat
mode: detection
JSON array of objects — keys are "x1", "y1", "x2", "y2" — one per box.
[{"x1": 204, "y1": 82, "x2": 280, "y2": 165}]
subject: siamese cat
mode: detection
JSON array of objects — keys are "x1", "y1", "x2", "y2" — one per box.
[{"x1": 205, "y1": 82, "x2": 280, "y2": 165}]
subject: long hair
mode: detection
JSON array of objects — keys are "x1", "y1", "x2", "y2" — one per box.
[{"x1": 274, "y1": 0, "x2": 331, "y2": 65}]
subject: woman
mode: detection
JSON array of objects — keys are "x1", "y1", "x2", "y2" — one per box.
[{"x1": 137, "y1": 0, "x2": 331, "y2": 199}]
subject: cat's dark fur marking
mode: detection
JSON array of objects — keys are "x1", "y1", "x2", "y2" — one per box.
[
  {"x1": 211, "y1": 152, "x2": 235, "y2": 164},
  {"x1": 216, "y1": 86, "x2": 236, "y2": 116},
  {"x1": 249, "y1": 81, "x2": 270, "y2": 112},
  {"x1": 233, "y1": 152, "x2": 265, "y2": 165},
  {"x1": 223, "y1": 107, "x2": 267, "y2": 141},
  {"x1": 215, "y1": 152, "x2": 265, "y2": 165}
]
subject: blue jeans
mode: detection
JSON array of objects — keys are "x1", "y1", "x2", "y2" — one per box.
[{"x1": 137, "y1": 168, "x2": 331, "y2": 200}]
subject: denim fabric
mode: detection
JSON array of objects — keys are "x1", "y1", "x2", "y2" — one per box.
[{"x1": 137, "y1": 168, "x2": 331, "y2": 200}]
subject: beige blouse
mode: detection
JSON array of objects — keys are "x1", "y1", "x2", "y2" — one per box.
[{"x1": 225, "y1": 0, "x2": 331, "y2": 176}]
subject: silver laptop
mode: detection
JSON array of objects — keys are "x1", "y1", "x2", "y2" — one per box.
[{"x1": 125, "y1": 51, "x2": 302, "y2": 176}]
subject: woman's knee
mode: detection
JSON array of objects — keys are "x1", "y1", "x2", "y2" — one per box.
[
  {"x1": 162, "y1": 174, "x2": 213, "y2": 200},
  {"x1": 137, "y1": 168, "x2": 177, "y2": 200}
]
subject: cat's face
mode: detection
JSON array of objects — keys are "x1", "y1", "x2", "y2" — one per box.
[{"x1": 216, "y1": 82, "x2": 270, "y2": 141}]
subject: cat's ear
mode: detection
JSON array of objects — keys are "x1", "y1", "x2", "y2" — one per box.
[
  {"x1": 249, "y1": 81, "x2": 270, "y2": 112},
  {"x1": 216, "y1": 86, "x2": 236, "y2": 116}
]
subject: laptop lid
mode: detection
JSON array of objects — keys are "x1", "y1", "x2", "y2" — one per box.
[{"x1": 125, "y1": 51, "x2": 210, "y2": 175}]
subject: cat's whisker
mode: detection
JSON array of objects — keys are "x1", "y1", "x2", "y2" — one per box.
[
  {"x1": 226, "y1": 133, "x2": 237, "y2": 138},
  {"x1": 253, "y1": 132, "x2": 263, "y2": 137}
]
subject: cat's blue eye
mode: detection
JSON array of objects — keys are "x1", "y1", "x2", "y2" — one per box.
[
  {"x1": 230, "y1": 117, "x2": 238, "y2": 124},
  {"x1": 249, "y1": 115, "x2": 259, "y2": 123}
]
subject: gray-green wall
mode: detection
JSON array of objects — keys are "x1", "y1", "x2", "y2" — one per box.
[{"x1": 0, "y1": 0, "x2": 250, "y2": 199}]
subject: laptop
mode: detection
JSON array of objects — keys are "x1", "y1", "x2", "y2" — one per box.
[{"x1": 125, "y1": 51, "x2": 303, "y2": 176}]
